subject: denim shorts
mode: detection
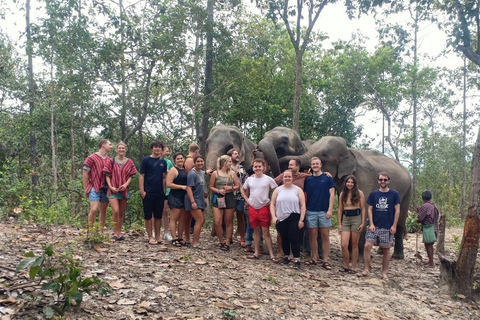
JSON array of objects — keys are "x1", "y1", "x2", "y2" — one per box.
[
  {"x1": 306, "y1": 210, "x2": 331, "y2": 228},
  {"x1": 89, "y1": 188, "x2": 108, "y2": 203},
  {"x1": 107, "y1": 192, "x2": 129, "y2": 200},
  {"x1": 366, "y1": 228, "x2": 394, "y2": 248}
]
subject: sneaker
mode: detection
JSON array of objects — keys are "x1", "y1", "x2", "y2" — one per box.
[
  {"x1": 294, "y1": 261, "x2": 300, "y2": 269},
  {"x1": 164, "y1": 233, "x2": 173, "y2": 242},
  {"x1": 282, "y1": 257, "x2": 290, "y2": 265}
]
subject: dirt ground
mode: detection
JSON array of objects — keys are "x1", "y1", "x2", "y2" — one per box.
[{"x1": 0, "y1": 222, "x2": 479, "y2": 320}]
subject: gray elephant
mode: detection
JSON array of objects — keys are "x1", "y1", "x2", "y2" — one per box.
[
  {"x1": 279, "y1": 136, "x2": 412, "y2": 259},
  {"x1": 205, "y1": 124, "x2": 256, "y2": 171},
  {"x1": 258, "y1": 127, "x2": 310, "y2": 176}
]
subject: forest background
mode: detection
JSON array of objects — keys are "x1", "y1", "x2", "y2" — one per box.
[{"x1": 0, "y1": 0, "x2": 479, "y2": 230}]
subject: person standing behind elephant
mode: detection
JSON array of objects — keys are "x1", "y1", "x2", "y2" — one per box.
[
  {"x1": 210, "y1": 155, "x2": 239, "y2": 250},
  {"x1": 416, "y1": 190, "x2": 439, "y2": 268},
  {"x1": 227, "y1": 148, "x2": 247, "y2": 248},
  {"x1": 338, "y1": 175, "x2": 366, "y2": 273},
  {"x1": 103, "y1": 142, "x2": 137, "y2": 241},
  {"x1": 240, "y1": 158, "x2": 278, "y2": 260},
  {"x1": 303, "y1": 157, "x2": 335, "y2": 270},
  {"x1": 161, "y1": 145, "x2": 174, "y2": 242},
  {"x1": 359, "y1": 171, "x2": 400, "y2": 280}
]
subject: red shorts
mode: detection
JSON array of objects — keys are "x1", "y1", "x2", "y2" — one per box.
[{"x1": 249, "y1": 205, "x2": 271, "y2": 228}]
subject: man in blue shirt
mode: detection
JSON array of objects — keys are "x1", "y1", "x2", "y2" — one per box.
[
  {"x1": 139, "y1": 141, "x2": 167, "y2": 245},
  {"x1": 359, "y1": 171, "x2": 401, "y2": 280},
  {"x1": 304, "y1": 157, "x2": 335, "y2": 269}
]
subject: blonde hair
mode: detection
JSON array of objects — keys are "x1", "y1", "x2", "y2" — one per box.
[
  {"x1": 217, "y1": 155, "x2": 231, "y2": 171},
  {"x1": 116, "y1": 141, "x2": 127, "y2": 150}
]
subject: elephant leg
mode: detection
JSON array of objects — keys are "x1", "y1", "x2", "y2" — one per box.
[{"x1": 392, "y1": 225, "x2": 405, "y2": 259}]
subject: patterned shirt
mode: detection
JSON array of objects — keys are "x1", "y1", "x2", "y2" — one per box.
[
  {"x1": 417, "y1": 201, "x2": 440, "y2": 233},
  {"x1": 83, "y1": 153, "x2": 110, "y2": 193},
  {"x1": 233, "y1": 164, "x2": 247, "y2": 201},
  {"x1": 103, "y1": 157, "x2": 138, "y2": 197}
]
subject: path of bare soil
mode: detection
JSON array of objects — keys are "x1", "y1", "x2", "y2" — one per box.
[{"x1": 0, "y1": 222, "x2": 478, "y2": 320}]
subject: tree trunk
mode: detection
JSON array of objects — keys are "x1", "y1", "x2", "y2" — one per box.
[
  {"x1": 201, "y1": 0, "x2": 214, "y2": 156},
  {"x1": 437, "y1": 214, "x2": 446, "y2": 255},
  {"x1": 193, "y1": 28, "x2": 201, "y2": 140},
  {"x1": 439, "y1": 127, "x2": 480, "y2": 299},
  {"x1": 26, "y1": 0, "x2": 38, "y2": 187},
  {"x1": 411, "y1": 8, "x2": 419, "y2": 208},
  {"x1": 119, "y1": 0, "x2": 127, "y2": 141},
  {"x1": 292, "y1": 49, "x2": 303, "y2": 132},
  {"x1": 461, "y1": 57, "x2": 467, "y2": 219}
]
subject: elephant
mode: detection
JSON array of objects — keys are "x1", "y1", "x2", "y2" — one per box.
[
  {"x1": 258, "y1": 127, "x2": 309, "y2": 177},
  {"x1": 278, "y1": 136, "x2": 412, "y2": 259},
  {"x1": 205, "y1": 124, "x2": 257, "y2": 171}
]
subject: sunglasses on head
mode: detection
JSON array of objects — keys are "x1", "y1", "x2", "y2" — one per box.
[{"x1": 378, "y1": 178, "x2": 388, "y2": 182}]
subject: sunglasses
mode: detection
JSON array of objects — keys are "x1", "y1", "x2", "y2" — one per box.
[{"x1": 378, "y1": 179, "x2": 388, "y2": 182}]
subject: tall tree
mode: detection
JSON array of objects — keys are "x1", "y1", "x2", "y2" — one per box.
[{"x1": 260, "y1": 0, "x2": 330, "y2": 132}]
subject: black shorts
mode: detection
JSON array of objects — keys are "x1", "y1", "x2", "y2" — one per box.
[
  {"x1": 143, "y1": 193, "x2": 165, "y2": 220},
  {"x1": 168, "y1": 194, "x2": 185, "y2": 209},
  {"x1": 212, "y1": 193, "x2": 236, "y2": 209}
]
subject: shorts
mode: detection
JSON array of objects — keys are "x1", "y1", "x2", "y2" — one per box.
[
  {"x1": 366, "y1": 228, "x2": 394, "y2": 248},
  {"x1": 142, "y1": 193, "x2": 165, "y2": 220},
  {"x1": 306, "y1": 210, "x2": 331, "y2": 228},
  {"x1": 212, "y1": 193, "x2": 236, "y2": 209},
  {"x1": 248, "y1": 205, "x2": 271, "y2": 228},
  {"x1": 168, "y1": 194, "x2": 185, "y2": 209},
  {"x1": 89, "y1": 188, "x2": 108, "y2": 203},
  {"x1": 107, "y1": 192, "x2": 129, "y2": 200},
  {"x1": 235, "y1": 199, "x2": 245, "y2": 212},
  {"x1": 341, "y1": 214, "x2": 362, "y2": 232}
]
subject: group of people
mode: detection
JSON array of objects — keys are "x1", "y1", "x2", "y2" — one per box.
[{"x1": 83, "y1": 139, "x2": 439, "y2": 278}]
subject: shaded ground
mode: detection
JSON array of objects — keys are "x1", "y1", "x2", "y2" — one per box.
[{"x1": 0, "y1": 222, "x2": 478, "y2": 319}]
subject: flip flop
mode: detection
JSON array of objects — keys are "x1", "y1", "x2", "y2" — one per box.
[
  {"x1": 192, "y1": 244, "x2": 204, "y2": 250},
  {"x1": 357, "y1": 271, "x2": 369, "y2": 277},
  {"x1": 148, "y1": 239, "x2": 158, "y2": 245},
  {"x1": 322, "y1": 261, "x2": 332, "y2": 270},
  {"x1": 115, "y1": 236, "x2": 125, "y2": 241},
  {"x1": 348, "y1": 269, "x2": 357, "y2": 274},
  {"x1": 270, "y1": 257, "x2": 282, "y2": 263},
  {"x1": 240, "y1": 241, "x2": 246, "y2": 248},
  {"x1": 171, "y1": 239, "x2": 184, "y2": 247},
  {"x1": 340, "y1": 267, "x2": 351, "y2": 273},
  {"x1": 219, "y1": 243, "x2": 230, "y2": 251},
  {"x1": 247, "y1": 254, "x2": 259, "y2": 259},
  {"x1": 183, "y1": 241, "x2": 192, "y2": 247}
]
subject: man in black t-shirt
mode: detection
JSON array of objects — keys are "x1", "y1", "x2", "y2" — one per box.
[{"x1": 139, "y1": 141, "x2": 167, "y2": 245}]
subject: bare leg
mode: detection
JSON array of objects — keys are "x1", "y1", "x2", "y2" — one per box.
[
  {"x1": 169, "y1": 208, "x2": 183, "y2": 239},
  {"x1": 99, "y1": 202, "x2": 108, "y2": 230},
  {"x1": 154, "y1": 218, "x2": 162, "y2": 242},
  {"x1": 213, "y1": 207, "x2": 225, "y2": 243},
  {"x1": 340, "y1": 231, "x2": 351, "y2": 269},
  {"x1": 236, "y1": 210, "x2": 246, "y2": 243},
  {"x1": 262, "y1": 226, "x2": 274, "y2": 259},
  {"x1": 190, "y1": 209, "x2": 204, "y2": 247},
  {"x1": 425, "y1": 243, "x2": 435, "y2": 267},
  {"x1": 350, "y1": 231, "x2": 361, "y2": 270},
  {"x1": 253, "y1": 227, "x2": 262, "y2": 256},
  {"x1": 309, "y1": 228, "x2": 319, "y2": 262},
  {"x1": 276, "y1": 233, "x2": 284, "y2": 258},
  {"x1": 162, "y1": 199, "x2": 170, "y2": 236},
  {"x1": 184, "y1": 211, "x2": 192, "y2": 242},
  {"x1": 360, "y1": 242, "x2": 373, "y2": 276},
  {"x1": 320, "y1": 227, "x2": 330, "y2": 262},
  {"x1": 381, "y1": 247, "x2": 392, "y2": 279},
  {"x1": 88, "y1": 201, "x2": 100, "y2": 227},
  {"x1": 145, "y1": 219, "x2": 155, "y2": 243},
  {"x1": 115, "y1": 199, "x2": 127, "y2": 238},
  {"x1": 109, "y1": 198, "x2": 120, "y2": 236},
  {"x1": 224, "y1": 208, "x2": 235, "y2": 244}
]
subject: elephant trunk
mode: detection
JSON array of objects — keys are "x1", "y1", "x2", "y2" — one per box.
[
  {"x1": 259, "y1": 139, "x2": 281, "y2": 177},
  {"x1": 205, "y1": 150, "x2": 221, "y2": 172}
]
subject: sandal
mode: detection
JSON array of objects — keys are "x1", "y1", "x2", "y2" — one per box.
[
  {"x1": 348, "y1": 269, "x2": 357, "y2": 274},
  {"x1": 172, "y1": 239, "x2": 184, "y2": 247},
  {"x1": 340, "y1": 267, "x2": 351, "y2": 273},
  {"x1": 244, "y1": 245, "x2": 253, "y2": 253},
  {"x1": 247, "y1": 254, "x2": 259, "y2": 259},
  {"x1": 240, "y1": 241, "x2": 246, "y2": 248},
  {"x1": 270, "y1": 257, "x2": 282, "y2": 263},
  {"x1": 322, "y1": 261, "x2": 332, "y2": 270},
  {"x1": 219, "y1": 243, "x2": 230, "y2": 252},
  {"x1": 304, "y1": 259, "x2": 318, "y2": 266},
  {"x1": 183, "y1": 241, "x2": 192, "y2": 247},
  {"x1": 115, "y1": 236, "x2": 125, "y2": 241}
]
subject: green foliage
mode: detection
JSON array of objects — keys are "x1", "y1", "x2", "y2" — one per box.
[
  {"x1": 83, "y1": 223, "x2": 111, "y2": 248},
  {"x1": 222, "y1": 309, "x2": 237, "y2": 320},
  {"x1": 452, "y1": 234, "x2": 461, "y2": 251},
  {"x1": 265, "y1": 274, "x2": 277, "y2": 284},
  {"x1": 15, "y1": 244, "x2": 112, "y2": 316},
  {"x1": 405, "y1": 211, "x2": 420, "y2": 233}
]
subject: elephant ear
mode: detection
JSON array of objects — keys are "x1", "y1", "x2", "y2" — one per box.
[{"x1": 338, "y1": 150, "x2": 356, "y2": 179}]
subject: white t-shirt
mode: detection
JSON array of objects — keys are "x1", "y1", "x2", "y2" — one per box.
[
  {"x1": 275, "y1": 185, "x2": 301, "y2": 222},
  {"x1": 243, "y1": 174, "x2": 277, "y2": 209}
]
